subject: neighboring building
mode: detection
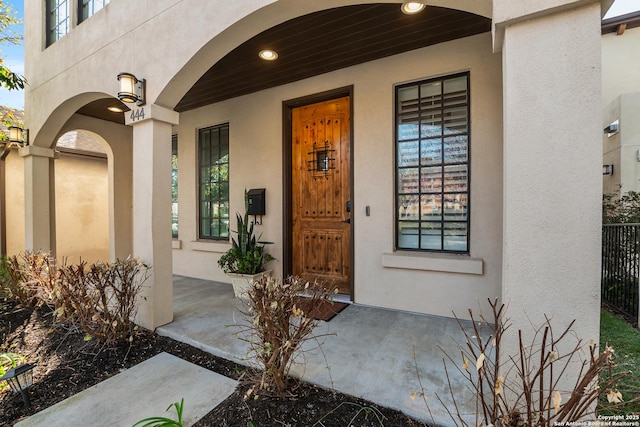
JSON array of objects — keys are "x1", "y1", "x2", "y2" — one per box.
[
  {"x1": 602, "y1": 11, "x2": 640, "y2": 195},
  {"x1": 24, "y1": 0, "x2": 605, "y2": 402},
  {"x1": 0, "y1": 107, "x2": 109, "y2": 264}
]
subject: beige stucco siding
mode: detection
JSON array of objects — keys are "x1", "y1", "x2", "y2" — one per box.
[
  {"x1": 55, "y1": 153, "x2": 109, "y2": 264},
  {"x1": 5, "y1": 151, "x2": 25, "y2": 255},
  {"x1": 602, "y1": 26, "x2": 640, "y2": 107},
  {"x1": 603, "y1": 92, "x2": 640, "y2": 194},
  {"x1": 173, "y1": 32, "x2": 503, "y2": 318},
  {"x1": 5, "y1": 149, "x2": 109, "y2": 264}
]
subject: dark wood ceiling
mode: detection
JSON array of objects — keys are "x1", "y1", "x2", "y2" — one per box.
[
  {"x1": 77, "y1": 98, "x2": 130, "y2": 125},
  {"x1": 176, "y1": 4, "x2": 490, "y2": 112},
  {"x1": 76, "y1": 4, "x2": 490, "y2": 122}
]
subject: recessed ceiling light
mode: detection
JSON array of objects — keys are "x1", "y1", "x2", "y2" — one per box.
[
  {"x1": 107, "y1": 105, "x2": 124, "y2": 113},
  {"x1": 259, "y1": 49, "x2": 278, "y2": 61},
  {"x1": 401, "y1": 2, "x2": 426, "y2": 14}
]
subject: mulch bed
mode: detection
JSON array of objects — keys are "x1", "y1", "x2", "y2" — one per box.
[{"x1": 0, "y1": 302, "x2": 429, "y2": 426}]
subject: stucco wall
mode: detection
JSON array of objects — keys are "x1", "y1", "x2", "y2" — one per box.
[
  {"x1": 5, "y1": 151, "x2": 25, "y2": 255},
  {"x1": 602, "y1": 25, "x2": 640, "y2": 196},
  {"x1": 602, "y1": 25, "x2": 640, "y2": 107},
  {"x1": 24, "y1": 0, "x2": 491, "y2": 148},
  {"x1": 501, "y1": 3, "x2": 602, "y2": 362},
  {"x1": 55, "y1": 152, "x2": 109, "y2": 264},
  {"x1": 4, "y1": 147, "x2": 109, "y2": 264},
  {"x1": 603, "y1": 93, "x2": 640, "y2": 195},
  {"x1": 173, "y1": 32, "x2": 503, "y2": 319}
]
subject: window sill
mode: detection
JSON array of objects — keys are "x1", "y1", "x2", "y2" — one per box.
[
  {"x1": 191, "y1": 240, "x2": 230, "y2": 253},
  {"x1": 172, "y1": 239, "x2": 182, "y2": 249},
  {"x1": 381, "y1": 252, "x2": 483, "y2": 275}
]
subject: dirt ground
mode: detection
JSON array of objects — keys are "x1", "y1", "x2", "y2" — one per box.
[{"x1": 0, "y1": 303, "x2": 429, "y2": 426}]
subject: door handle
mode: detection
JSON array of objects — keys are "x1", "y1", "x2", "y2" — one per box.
[{"x1": 341, "y1": 218, "x2": 351, "y2": 224}]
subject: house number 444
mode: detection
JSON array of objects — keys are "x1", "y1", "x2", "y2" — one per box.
[{"x1": 129, "y1": 108, "x2": 145, "y2": 122}]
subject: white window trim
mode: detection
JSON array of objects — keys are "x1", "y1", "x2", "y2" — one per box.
[{"x1": 381, "y1": 251, "x2": 483, "y2": 275}]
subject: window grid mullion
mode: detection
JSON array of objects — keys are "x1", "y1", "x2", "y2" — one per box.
[{"x1": 395, "y1": 72, "x2": 469, "y2": 253}]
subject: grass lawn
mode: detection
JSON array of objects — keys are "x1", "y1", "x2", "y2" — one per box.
[{"x1": 598, "y1": 309, "x2": 640, "y2": 415}]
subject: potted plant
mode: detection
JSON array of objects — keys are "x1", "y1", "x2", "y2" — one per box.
[{"x1": 218, "y1": 193, "x2": 274, "y2": 301}]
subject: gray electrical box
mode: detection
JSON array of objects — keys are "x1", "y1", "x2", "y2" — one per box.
[{"x1": 247, "y1": 188, "x2": 266, "y2": 216}]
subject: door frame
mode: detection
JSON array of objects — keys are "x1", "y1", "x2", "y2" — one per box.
[{"x1": 282, "y1": 85, "x2": 355, "y2": 299}]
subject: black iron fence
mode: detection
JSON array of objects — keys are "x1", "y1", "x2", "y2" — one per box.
[{"x1": 602, "y1": 224, "x2": 640, "y2": 325}]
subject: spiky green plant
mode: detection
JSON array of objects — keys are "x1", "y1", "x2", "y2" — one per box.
[
  {"x1": 132, "y1": 398, "x2": 184, "y2": 427},
  {"x1": 218, "y1": 191, "x2": 273, "y2": 275}
]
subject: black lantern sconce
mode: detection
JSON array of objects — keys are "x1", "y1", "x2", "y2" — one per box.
[
  {"x1": 117, "y1": 72, "x2": 146, "y2": 106},
  {"x1": 1, "y1": 363, "x2": 35, "y2": 407},
  {"x1": 307, "y1": 141, "x2": 336, "y2": 179},
  {"x1": 1, "y1": 126, "x2": 28, "y2": 160},
  {"x1": 603, "y1": 164, "x2": 614, "y2": 176}
]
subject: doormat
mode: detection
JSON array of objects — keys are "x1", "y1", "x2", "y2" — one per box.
[{"x1": 296, "y1": 298, "x2": 349, "y2": 322}]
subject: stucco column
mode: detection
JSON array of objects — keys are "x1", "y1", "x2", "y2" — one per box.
[
  {"x1": 496, "y1": 0, "x2": 602, "y2": 382},
  {"x1": 128, "y1": 104, "x2": 179, "y2": 330},
  {"x1": 20, "y1": 145, "x2": 59, "y2": 253}
]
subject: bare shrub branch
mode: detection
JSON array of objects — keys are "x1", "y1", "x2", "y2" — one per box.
[
  {"x1": 415, "y1": 298, "x2": 632, "y2": 426},
  {"x1": 1, "y1": 252, "x2": 150, "y2": 346},
  {"x1": 235, "y1": 275, "x2": 336, "y2": 396}
]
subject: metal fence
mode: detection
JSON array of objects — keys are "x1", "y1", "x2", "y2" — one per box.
[{"x1": 602, "y1": 224, "x2": 640, "y2": 326}]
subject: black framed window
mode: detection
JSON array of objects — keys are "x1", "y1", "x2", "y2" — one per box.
[
  {"x1": 198, "y1": 124, "x2": 229, "y2": 240},
  {"x1": 171, "y1": 135, "x2": 178, "y2": 238},
  {"x1": 78, "y1": 0, "x2": 109, "y2": 23},
  {"x1": 395, "y1": 72, "x2": 470, "y2": 253},
  {"x1": 46, "y1": 0, "x2": 70, "y2": 46}
]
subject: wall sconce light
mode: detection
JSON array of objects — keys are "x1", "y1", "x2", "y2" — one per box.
[
  {"x1": 401, "y1": 2, "x2": 426, "y2": 14},
  {"x1": 0, "y1": 363, "x2": 35, "y2": 407},
  {"x1": 8, "y1": 126, "x2": 28, "y2": 146},
  {"x1": 0, "y1": 126, "x2": 28, "y2": 160},
  {"x1": 603, "y1": 164, "x2": 614, "y2": 175},
  {"x1": 117, "y1": 72, "x2": 145, "y2": 106},
  {"x1": 604, "y1": 120, "x2": 619, "y2": 137}
]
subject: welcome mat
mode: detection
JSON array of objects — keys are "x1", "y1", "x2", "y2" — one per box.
[{"x1": 296, "y1": 298, "x2": 349, "y2": 321}]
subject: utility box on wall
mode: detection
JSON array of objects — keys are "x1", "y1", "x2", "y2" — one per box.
[{"x1": 247, "y1": 188, "x2": 266, "y2": 216}]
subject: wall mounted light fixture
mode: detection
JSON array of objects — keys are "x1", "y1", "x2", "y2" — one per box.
[
  {"x1": 117, "y1": 72, "x2": 146, "y2": 106},
  {"x1": 8, "y1": 126, "x2": 27, "y2": 146},
  {"x1": 0, "y1": 126, "x2": 28, "y2": 160},
  {"x1": 603, "y1": 164, "x2": 614, "y2": 175}
]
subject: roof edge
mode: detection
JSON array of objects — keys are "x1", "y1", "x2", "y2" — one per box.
[{"x1": 602, "y1": 10, "x2": 640, "y2": 34}]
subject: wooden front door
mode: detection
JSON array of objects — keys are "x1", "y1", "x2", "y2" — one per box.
[{"x1": 292, "y1": 96, "x2": 351, "y2": 294}]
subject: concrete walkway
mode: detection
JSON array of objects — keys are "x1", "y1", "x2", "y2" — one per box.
[
  {"x1": 15, "y1": 352, "x2": 237, "y2": 427},
  {"x1": 14, "y1": 275, "x2": 479, "y2": 426},
  {"x1": 157, "y1": 275, "x2": 479, "y2": 426}
]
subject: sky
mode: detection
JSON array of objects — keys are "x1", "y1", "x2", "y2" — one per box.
[
  {"x1": 0, "y1": 0, "x2": 24, "y2": 110},
  {"x1": 0, "y1": 0, "x2": 637, "y2": 111}
]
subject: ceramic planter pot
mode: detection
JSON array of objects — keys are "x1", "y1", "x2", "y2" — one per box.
[{"x1": 226, "y1": 270, "x2": 271, "y2": 302}]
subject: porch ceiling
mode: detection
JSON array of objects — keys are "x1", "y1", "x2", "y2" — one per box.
[
  {"x1": 75, "y1": 4, "x2": 490, "y2": 123},
  {"x1": 175, "y1": 3, "x2": 491, "y2": 112}
]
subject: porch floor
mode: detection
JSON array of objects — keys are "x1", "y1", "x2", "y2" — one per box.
[{"x1": 157, "y1": 275, "x2": 479, "y2": 425}]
